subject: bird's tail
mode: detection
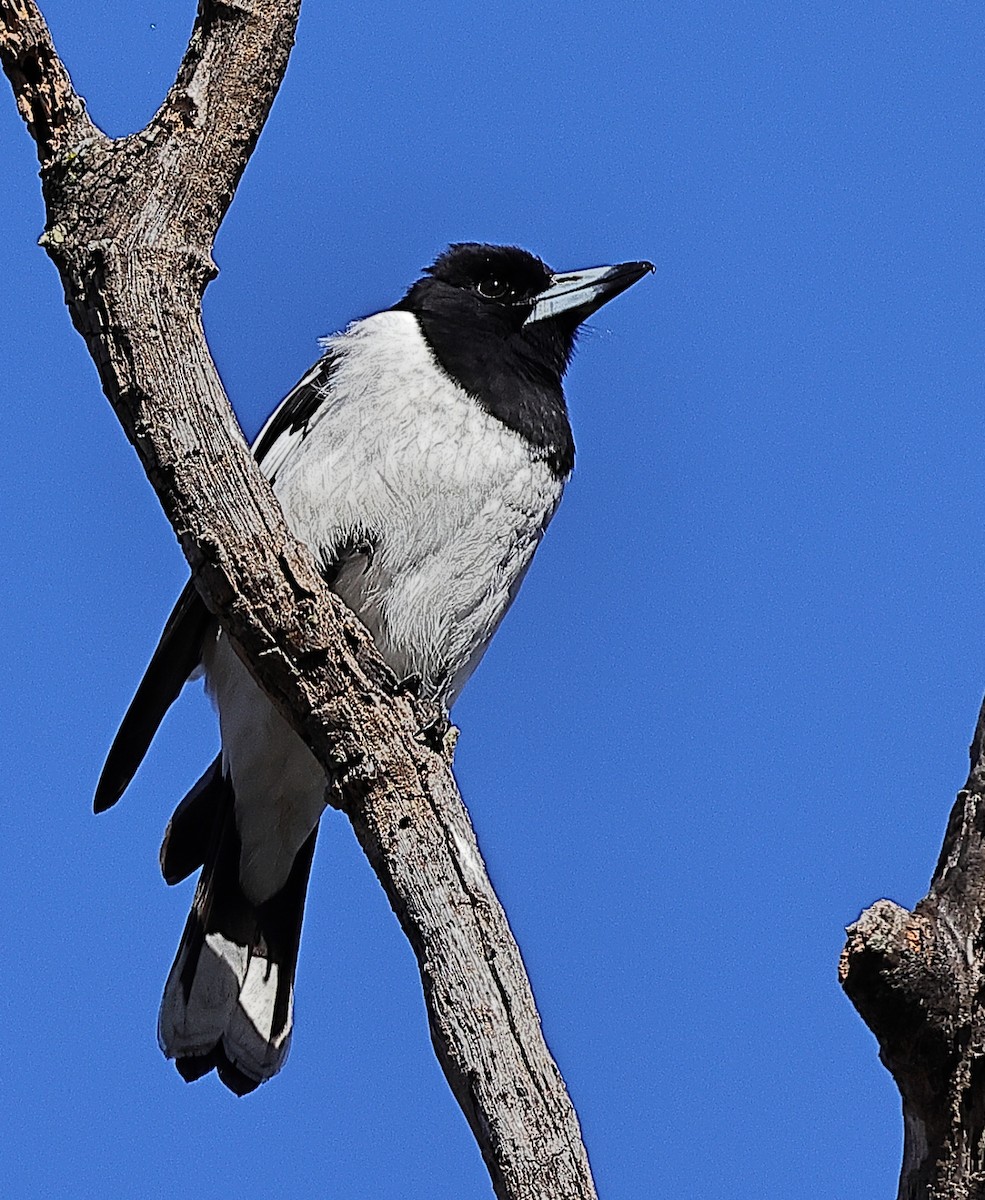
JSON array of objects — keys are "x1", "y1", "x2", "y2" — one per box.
[{"x1": 157, "y1": 759, "x2": 318, "y2": 1095}]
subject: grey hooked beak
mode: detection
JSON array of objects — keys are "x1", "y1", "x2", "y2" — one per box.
[{"x1": 523, "y1": 259, "x2": 654, "y2": 325}]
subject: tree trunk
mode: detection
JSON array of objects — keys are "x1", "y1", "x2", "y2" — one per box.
[{"x1": 841, "y1": 697, "x2": 985, "y2": 1200}]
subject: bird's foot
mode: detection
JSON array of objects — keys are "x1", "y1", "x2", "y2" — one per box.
[
  {"x1": 415, "y1": 699, "x2": 458, "y2": 760},
  {"x1": 396, "y1": 671, "x2": 423, "y2": 696}
]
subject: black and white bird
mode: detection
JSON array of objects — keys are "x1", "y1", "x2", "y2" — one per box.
[{"x1": 95, "y1": 243, "x2": 651, "y2": 1095}]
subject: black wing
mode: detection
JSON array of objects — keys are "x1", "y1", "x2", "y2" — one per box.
[
  {"x1": 94, "y1": 579, "x2": 212, "y2": 812},
  {"x1": 94, "y1": 351, "x2": 339, "y2": 813}
]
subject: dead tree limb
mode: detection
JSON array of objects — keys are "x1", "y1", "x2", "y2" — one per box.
[
  {"x1": 841, "y1": 697, "x2": 985, "y2": 1200},
  {"x1": 0, "y1": 4, "x2": 598, "y2": 1196}
]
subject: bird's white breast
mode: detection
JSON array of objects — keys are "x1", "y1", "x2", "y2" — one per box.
[{"x1": 272, "y1": 309, "x2": 564, "y2": 699}]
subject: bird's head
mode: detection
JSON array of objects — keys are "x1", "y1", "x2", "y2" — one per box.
[{"x1": 398, "y1": 242, "x2": 652, "y2": 382}]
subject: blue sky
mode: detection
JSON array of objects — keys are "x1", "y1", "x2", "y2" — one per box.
[{"x1": 3, "y1": 2, "x2": 984, "y2": 1196}]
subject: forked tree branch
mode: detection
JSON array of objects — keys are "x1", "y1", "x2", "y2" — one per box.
[
  {"x1": 841, "y1": 698, "x2": 985, "y2": 1200},
  {"x1": 0, "y1": 3, "x2": 598, "y2": 1196}
]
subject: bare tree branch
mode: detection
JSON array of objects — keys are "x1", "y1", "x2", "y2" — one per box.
[
  {"x1": 0, "y1": 3, "x2": 599, "y2": 1196},
  {"x1": 0, "y1": 0, "x2": 96, "y2": 159},
  {"x1": 841, "y1": 698, "x2": 985, "y2": 1200}
]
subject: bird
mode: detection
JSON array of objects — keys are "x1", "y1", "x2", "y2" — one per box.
[{"x1": 95, "y1": 242, "x2": 652, "y2": 1095}]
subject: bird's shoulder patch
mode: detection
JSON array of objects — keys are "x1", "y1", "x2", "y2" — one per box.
[{"x1": 252, "y1": 350, "x2": 341, "y2": 480}]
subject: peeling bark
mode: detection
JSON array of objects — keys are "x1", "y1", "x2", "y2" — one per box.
[
  {"x1": 841, "y1": 698, "x2": 985, "y2": 1200},
  {"x1": 0, "y1": 4, "x2": 598, "y2": 1196}
]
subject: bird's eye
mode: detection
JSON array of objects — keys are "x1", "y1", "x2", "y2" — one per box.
[{"x1": 476, "y1": 276, "x2": 513, "y2": 300}]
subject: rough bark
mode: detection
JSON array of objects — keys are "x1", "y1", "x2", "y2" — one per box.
[
  {"x1": 841, "y1": 697, "x2": 985, "y2": 1200},
  {"x1": 0, "y1": 4, "x2": 598, "y2": 1197}
]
